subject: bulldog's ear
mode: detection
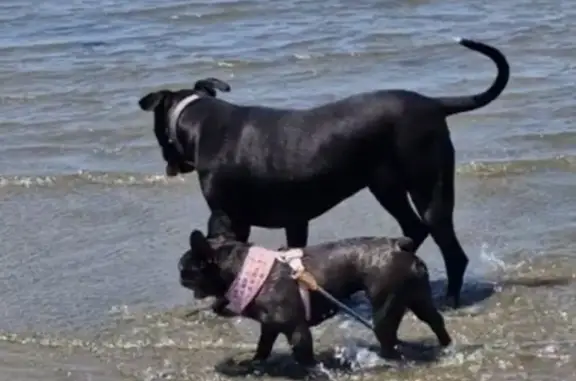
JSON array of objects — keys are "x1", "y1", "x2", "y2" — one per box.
[
  {"x1": 189, "y1": 230, "x2": 214, "y2": 258},
  {"x1": 138, "y1": 90, "x2": 169, "y2": 111},
  {"x1": 193, "y1": 78, "x2": 231, "y2": 97}
]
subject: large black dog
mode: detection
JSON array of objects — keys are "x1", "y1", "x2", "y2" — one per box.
[
  {"x1": 139, "y1": 38, "x2": 510, "y2": 307},
  {"x1": 179, "y1": 230, "x2": 452, "y2": 374}
]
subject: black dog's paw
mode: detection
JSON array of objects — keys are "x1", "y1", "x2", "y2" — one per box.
[
  {"x1": 238, "y1": 358, "x2": 266, "y2": 369},
  {"x1": 439, "y1": 342, "x2": 458, "y2": 356},
  {"x1": 443, "y1": 293, "x2": 460, "y2": 310},
  {"x1": 379, "y1": 347, "x2": 403, "y2": 361}
]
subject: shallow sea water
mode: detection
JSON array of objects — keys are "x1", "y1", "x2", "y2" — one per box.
[{"x1": 0, "y1": 0, "x2": 575, "y2": 380}]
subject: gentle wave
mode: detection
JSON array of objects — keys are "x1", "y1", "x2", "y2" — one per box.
[
  {"x1": 2, "y1": 42, "x2": 431, "y2": 76},
  {"x1": 456, "y1": 155, "x2": 576, "y2": 177},
  {"x1": 192, "y1": 35, "x2": 480, "y2": 64},
  {"x1": 1, "y1": 155, "x2": 574, "y2": 189},
  {"x1": 0, "y1": 330, "x2": 256, "y2": 352},
  {"x1": 0, "y1": 170, "x2": 186, "y2": 189}
]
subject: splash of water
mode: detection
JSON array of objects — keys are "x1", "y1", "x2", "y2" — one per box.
[
  {"x1": 332, "y1": 340, "x2": 396, "y2": 371},
  {"x1": 479, "y1": 242, "x2": 508, "y2": 272}
]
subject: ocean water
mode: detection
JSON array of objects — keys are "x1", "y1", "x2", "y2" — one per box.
[{"x1": 0, "y1": 0, "x2": 575, "y2": 380}]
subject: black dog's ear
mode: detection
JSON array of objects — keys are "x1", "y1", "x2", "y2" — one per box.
[
  {"x1": 193, "y1": 77, "x2": 231, "y2": 97},
  {"x1": 138, "y1": 90, "x2": 169, "y2": 111},
  {"x1": 189, "y1": 230, "x2": 214, "y2": 258},
  {"x1": 394, "y1": 237, "x2": 415, "y2": 253}
]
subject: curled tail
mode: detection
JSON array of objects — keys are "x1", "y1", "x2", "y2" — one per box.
[{"x1": 437, "y1": 38, "x2": 510, "y2": 116}]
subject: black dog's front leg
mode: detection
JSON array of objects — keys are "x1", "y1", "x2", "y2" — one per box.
[
  {"x1": 206, "y1": 211, "x2": 251, "y2": 242},
  {"x1": 285, "y1": 222, "x2": 309, "y2": 248},
  {"x1": 205, "y1": 211, "x2": 252, "y2": 317}
]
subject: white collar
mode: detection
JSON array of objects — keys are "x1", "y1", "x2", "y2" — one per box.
[{"x1": 167, "y1": 94, "x2": 201, "y2": 153}]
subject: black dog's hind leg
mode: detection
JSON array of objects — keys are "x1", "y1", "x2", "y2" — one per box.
[
  {"x1": 285, "y1": 222, "x2": 309, "y2": 248},
  {"x1": 206, "y1": 212, "x2": 252, "y2": 317},
  {"x1": 409, "y1": 135, "x2": 468, "y2": 308},
  {"x1": 206, "y1": 212, "x2": 251, "y2": 242},
  {"x1": 368, "y1": 167, "x2": 429, "y2": 248}
]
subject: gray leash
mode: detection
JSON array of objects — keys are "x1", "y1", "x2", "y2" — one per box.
[{"x1": 291, "y1": 266, "x2": 394, "y2": 333}]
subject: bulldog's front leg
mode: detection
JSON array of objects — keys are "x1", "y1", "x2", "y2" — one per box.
[
  {"x1": 211, "y1": 297, "x2": 237, "y2": 317},
  {"x1": 285, "y1": 323, "x2": 332, "y2": 380},
  {"x1": 233, "y1": 324, "x2": 280, "y2": 374},
  {"x1": 253, "y1": 324, "x2": 280, "y2": 362}
]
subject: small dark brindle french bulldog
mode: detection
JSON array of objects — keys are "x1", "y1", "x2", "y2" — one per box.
[{"x1": 178, "y1": 230, "x2": 452, "y2": 374}]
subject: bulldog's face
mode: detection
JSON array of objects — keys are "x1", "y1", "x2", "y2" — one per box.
[{"x1": 178, "y1": 230, "x2": 228, "y2": 299}]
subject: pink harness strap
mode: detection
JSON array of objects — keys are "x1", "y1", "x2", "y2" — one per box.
[{"x1": 225, "y1": 246, "x2": 311, "y2": 320}]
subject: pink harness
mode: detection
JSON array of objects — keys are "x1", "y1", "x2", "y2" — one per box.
[{"x1": 224, "y1": 246, "x2": 311, "y2": 320}]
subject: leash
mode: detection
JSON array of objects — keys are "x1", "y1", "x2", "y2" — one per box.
[{"x1": 292, "y1": 268, "x2": 395, "y2": 333}]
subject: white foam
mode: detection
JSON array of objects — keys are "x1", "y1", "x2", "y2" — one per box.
[
  {"x1": 333, "y1": 340, "x2": 393, "y2": 371},
  {"x1": 479, "y1": 243, "x2": 507, "y2": 271},
  {"x1": 479, "y1": 242, "x2": 524, "y2": 273},
  {"x1": 108, "y1": 304, "x2": 133, "y2": 318}
]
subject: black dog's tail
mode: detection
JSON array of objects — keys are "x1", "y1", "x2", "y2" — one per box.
[{"x1": 436, "y1": 38, "x2": 510, "y2": 117}]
